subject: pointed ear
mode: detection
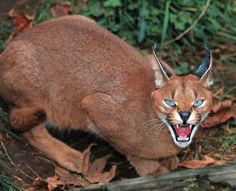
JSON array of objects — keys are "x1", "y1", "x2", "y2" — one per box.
[
  {"x1": 194, "y1": 44, "x2": 213, "y2": 87},
  {"x1": 151, "y1": 44, "x2": 174, "y2": 88}
]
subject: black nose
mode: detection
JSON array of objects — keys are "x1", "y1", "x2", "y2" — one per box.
[{"x1": 179, "y1": 111, "x2": 191, "y2": 123}]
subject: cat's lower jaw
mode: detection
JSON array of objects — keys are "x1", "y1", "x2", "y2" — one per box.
[{"x1": 162, "y1": 118, "x2": 200, "y2": 148}]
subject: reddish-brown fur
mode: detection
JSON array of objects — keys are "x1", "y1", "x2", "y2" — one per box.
[{"x1": 0, "y1": 15, "x2": 212, "y2": 176}]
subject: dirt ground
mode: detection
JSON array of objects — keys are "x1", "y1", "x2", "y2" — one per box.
[{"x1": 1, "y1": 113, "x2": 235, "y2": 190}]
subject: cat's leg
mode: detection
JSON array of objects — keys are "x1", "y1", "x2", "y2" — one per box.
[
  {"x1": 127, "y1": 155, "x2": 169, "y2": 176},
  {"x1": 22, "y1": 124, "x2": 89, "y2": 173},
  {"x1": 159, "y1": 155, "x2": 179, "y2": 171},
  {"x1": 9, "y1": 107, "x2": 90, "y2": 173},
  {"x1": 127, "y1": 155, "x2": 179, "y2": 176},
  {"x1": 80, "y1": 93, "x2": 126, "y2": 139}
]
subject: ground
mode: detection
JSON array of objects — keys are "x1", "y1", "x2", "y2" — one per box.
[{"x1": 0, "y1": 1, "x2": 235, "y2": 191}]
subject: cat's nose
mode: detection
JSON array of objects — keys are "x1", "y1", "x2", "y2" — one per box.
[{"x1": 179, "y1": 111, "x2": 191, "y2": 124}]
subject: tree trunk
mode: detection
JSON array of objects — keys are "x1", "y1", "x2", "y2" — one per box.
[{"x1": 80, "y1": 164, "x2": 236, "y2": 191}]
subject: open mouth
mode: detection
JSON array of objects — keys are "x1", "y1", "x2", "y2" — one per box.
[
  {"x1": 171, "y1": 124, "x2": 195, "y2": 142},
  {"x1": 162, "y1": 117, "x2": 200, "y2": 148}
]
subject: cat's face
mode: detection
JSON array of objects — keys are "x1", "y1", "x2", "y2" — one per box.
[
  {"x1": 152, "y1": 75, "x2": 213, "y2": 148},
  {"x1": 151, "y1": 44, "x2": 213, "y2": 148}
]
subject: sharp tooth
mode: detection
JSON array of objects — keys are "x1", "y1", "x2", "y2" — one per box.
[{"x1": 190, "y1": 124, "x2": 192, "y2": 129}]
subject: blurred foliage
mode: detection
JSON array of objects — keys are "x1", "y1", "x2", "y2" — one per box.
[
  {"x1": 220, "y1": 129, "x2": 236, "y2": 152},
  {"x1": 0, "y1": 0, "x2": 236, "y2": 72},
  {"x1": 32, "y1": 0, "x2": 54, "y2": 25},
  {"x1": 79, "y1": 0, "x2": 236, "y2": 73},
  {"x1": 0, "y1": 21, "x2": 14, "y2": 52},
  {"x1": 80, "y1": 0, "x2": 236, "y2": 51},
  {"x1": 0, "y1": 174, "x2": 24, "y2": 191}
]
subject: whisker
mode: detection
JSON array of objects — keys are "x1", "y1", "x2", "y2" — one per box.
[
  {"x1": 155, "y1": 124, "x2": 166, "y2": 134},
  {"x1": 143, "y1": 121, "x2": 164, "y2": 129},
  {"x1": 142, "y1": 119, "x2": 163, "y2": 126},
  {"x1": 144, "y1": 118, "x2": 163, "y2": 123}
]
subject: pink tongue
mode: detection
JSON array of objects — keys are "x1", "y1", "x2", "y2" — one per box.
[{"x1": 175, "y1": 125, "x2": 191, "y2": 138}]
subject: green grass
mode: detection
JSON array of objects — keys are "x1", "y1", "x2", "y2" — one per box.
[
  {"x1": 0, "y1": 0, "x2": 236, "y2": 75},
  {"x1": 0, "y1": 126, "x2": 24, "y2": 143},
  {"x1": 183, "y1": 178, "x2": 199, "y2": 191},
  {"x1": 0, "y1": 100, "x2": 24, "y2": 143},
  {"x1": 220, "y1": 126, "x2": 236, "y2": 152},
  {"x1": 32, "y1": 0, "x2": 55, "y2": 25},
  {"x1": 0, "y1": 174, "x2": 24, "y2": 191},
  {"x1": 0, "y1": 20, "x2": 14, "y2": 52}
]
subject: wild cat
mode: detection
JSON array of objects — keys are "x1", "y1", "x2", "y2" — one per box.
[{"x1": 0, "y1": 15, "x2": 213, "y2": 176}]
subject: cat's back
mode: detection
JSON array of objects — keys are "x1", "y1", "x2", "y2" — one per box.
[{"x1": 0, "y1": 15, "x2": 154, "y2": 106}]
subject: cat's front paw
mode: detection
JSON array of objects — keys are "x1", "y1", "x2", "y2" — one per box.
[{"x1": 159, "y1": 155, "x2": 179, "y2": 171}]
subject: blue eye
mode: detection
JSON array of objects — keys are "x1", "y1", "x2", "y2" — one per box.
[
  {"x1": 193, "y1": 99, "x2": 204, "y2": 107},
  {"x1": 164, "y1": 99, "x2": 176, "y2": 107}
]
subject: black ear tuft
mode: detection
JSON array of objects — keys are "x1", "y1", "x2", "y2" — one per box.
[
  {"x1": 152, "y1": 44, "x2": 172, "y2": 78},
  {"x1": 162, "y1": 64, "x2": 172, "y2": 78},
  {"x1": 194, "y1": 43, "x2": 212, "y2": 78}
]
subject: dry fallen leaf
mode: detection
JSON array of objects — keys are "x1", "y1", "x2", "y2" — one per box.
[
  {"x1": 27, "y1": 177, "x2": 49, "y2": 191},
  {"x1": 28, "y1": 172, "x2": 84, "y2": 191},
  {"x1": 212, "y1": 100, "x2": 233, "y2": 113},
  {"x1": 50, "y1": 2, "x2": 73, "y2": 18},
  {"x1": 8, "y1": 9, "x2": 35, "y2": 32},
  {"x1": 218, "y1": 44, "x2": 234, "y2": 51},
  {"x1": 213, "y1": 154, "x2": 236, "y2": 162},
  {"x1": 201, "y1": 100, "x2": 236, "y2": 128},
  {"x1": 80, "y1": 144, "x2": 117, "y2": 184},
  {"x1": 178, "y1": 155, "x2": 224, "y2": 169},
  {"x1": 55, "y1": 166, "x2": 88, "y2": 187},
  {"x1": 85, "y1": 156, "x2": 117, "y2": 183},
  {"x1": 28, "y1": 144, "x2": 116, "y2": 191},
  {"x1": 47, "y1": 176, "x2": 65, "y2": 191}
]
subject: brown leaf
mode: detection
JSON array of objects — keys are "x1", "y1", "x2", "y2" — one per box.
[
  {"x1": 7, "y1": 9, "x2": 17, "y2": 17},
  {"x1": 87, "y1": 155, "x2": 110, "y2": 175},
  {"x1": 8, "y1": 9, "x2": 34, "y2": 32},
  {"x1": 218, "y1": 45, "x2": 234, "y2": 51},
  {"x1": 46, "y1": 175, "x2": 65, "y2": 191},
  {"x1": 27, "y1": 177, "x2": 48, "y2": 191},
  {"x1": 201, "y1": 100, "x2": 236, "y2": 128},
  {"x1": 53, "y1": 154, "x2": 116, "y2": 186},
  {"x1": 28, "y1": 170, "x2": 87, "y2": 191},
  {"x1": 85, "y1": 155, "x2": 117, "y2": 183},
  {"x1": 28, "y1": 145, "x2": 116, "y2": 190},
  {"x1": 78, "y1": 144, "x2": 117, "y2": 183},
  {"x1": 212, "y1": 100, "x2": 233, "y2": 113},
  {"x1": 55, "y1": 166, "x2": 89, "y2": 187},
  {"x1": 178, "y1": 155, "x2": 224, "y2": 169},
  {"x1": 50, "y1": 2, "x2": 73, "y2": 18}
]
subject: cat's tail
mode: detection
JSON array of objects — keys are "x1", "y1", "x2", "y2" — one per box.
[{"x1": 9, "y1": 107, "x2": 46, "y2": 133}]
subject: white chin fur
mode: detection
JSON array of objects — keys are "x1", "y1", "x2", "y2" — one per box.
[{"x1": 162, "y1": 118, "x2": 199, "y2": 148}]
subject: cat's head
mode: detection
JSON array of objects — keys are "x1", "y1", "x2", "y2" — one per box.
[{"x1": 151, "y1": 44, "x2": 213, "y2": 148}]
